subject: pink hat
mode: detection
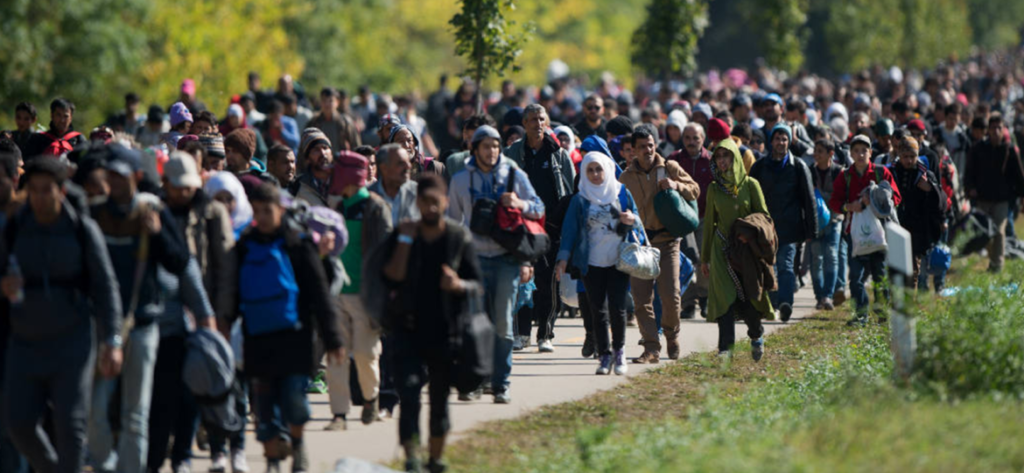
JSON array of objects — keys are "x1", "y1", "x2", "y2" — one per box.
[
  {"x1": 329, "y1": 151, "x2": 369, "y2": 195},
  {"x1": 181, "y1": 79, "x2": 196, "y2": 96}
]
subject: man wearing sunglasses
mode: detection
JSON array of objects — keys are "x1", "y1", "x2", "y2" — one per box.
[{"x1": 574, "y1": 95, "x2": 607, "y2": 140}]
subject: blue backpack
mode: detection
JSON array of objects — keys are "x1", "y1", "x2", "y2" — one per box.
[{"x1": 239, "y1": 238, "x2": 301, "y2": 336}]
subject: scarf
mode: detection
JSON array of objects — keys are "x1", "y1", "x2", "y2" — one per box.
[
  {"x1": 579, "y1": 152, "x2": 621, "y2": 206},
  {"x1": 204, "y1": 171, "x2": 253, "y2": 233}
]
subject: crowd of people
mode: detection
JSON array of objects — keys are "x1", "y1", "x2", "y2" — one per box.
[{"x1": 1, "y1": 48, "x2": 1023, "y2": 473}]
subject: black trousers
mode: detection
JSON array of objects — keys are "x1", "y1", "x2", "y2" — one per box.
[
  {"x1": 580, "y1": 288, "x2": 594, "y2": 346},
  {"x1": 716, "y1": 300, "x2": 765, "y2": 353},
  {"x1": 583, "y1": 266, "x2": 630, "y2": 355},
  {"x1": 516, "y1": 249, "x2": 558, "y2": 340},
  {"x1": 393, "y1": 333, "x2": 452, "y2": 443},
  {"x1": 148, "y1": 336, "x2": 199, "y2": 471}
]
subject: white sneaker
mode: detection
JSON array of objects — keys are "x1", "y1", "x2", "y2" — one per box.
[
  {"x1": 538, "y1": 339, "x2": 555, "y2": 353},
  {"x1": 231, "y1": 449, "x2": 249, "y2": 473},
  {"x1": 613, "y1": 350, "x2": 628, "y2": 376},
  {"x1": 210, "y1": 453, "x2": 228, "y2": 473}
]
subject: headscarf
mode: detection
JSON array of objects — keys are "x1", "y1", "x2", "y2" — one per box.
[
  {"x1": 553, "y1": 125, "x2": 576, "y2": 151},
  {"x1": 710, "y1": 138, "x2": 746, "y2": 198},
  {"x1": 579, "y1": 152, "x2": 621, "y2": 206},
  {"x1": 204, "y1": 171, "x2": 253, "y2": 234}
]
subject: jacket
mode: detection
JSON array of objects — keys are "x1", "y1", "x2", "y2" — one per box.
[
  {"x1": 964, "y1": 140, "x2": 1024, "y2": 202},
  {"x1": 91, "y1": 193, "x2": 197, "y2": 327},
  {"x1": 0, "y1": 203, "x2": 122, "y2": 344},
  {"x1": 169, "y1": 191, "x2": 236, "y2": 320},
  {"x1": 728, "y1": 213, "x2": 779, "y2": 304},
  {"x1": 748, "y1": 153, "x2": 819, "y2": 244},
  {"x1": 290, "y1": 173, "x2": 330, "y2": 207},
  {"x1": 256, "y1": 115, "x2": 300, "y2": 154},
  {"x1": 556, "y1": 186, "x2": 645, "y2": 277},
  {"x1": 504, "y1": 135, "x2": 577, "y2": 208},
  {"x1": 368, "y1": 179, "x2": 421, "y2": 223},
  {"x1": 337, "y1": 188, "x2": 392, "y2": 294},
  {"x1": 619, "y1": 153, "x2": 701, "y2": 245},
  {"x1": 233, "y1": 226, "x2": 342, "y2": 377},
  {"x1": 307, "y1": 112, "x2": 360, "y2": 152},
  {"x1": 811, "y1": 161, "x2": 845, "y2": 222},
  {"x1": 447, "y1": 156, "x2": 545, "y2": 258},
  {"x1": 892, "y1": 163, "x2": 946, "y2": 256},
  {"x1": 829, "y1": 163, "x2": 903, "y2": 232},
  {"x1": 667, "y1": 146, "x2": 714, "y2": 216}
]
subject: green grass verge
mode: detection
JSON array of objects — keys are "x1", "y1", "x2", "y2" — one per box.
[{"x1": 440, "y1": 258, "x2": 1024, "y2": 472}]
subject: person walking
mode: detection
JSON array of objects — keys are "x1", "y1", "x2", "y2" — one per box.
[
  {"x1": 809, "y1": 140, "x2": 845, "y2": 310},
  {"x1": 555, "y1": 152, "x2": 644, "y2": 375},
  {"x1": 964, "y1": 115, "x2": 1024, "y2": 273}
]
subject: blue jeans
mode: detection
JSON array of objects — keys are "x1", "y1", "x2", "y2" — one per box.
[
  {"x1": 479, "y1": 255, "x2": 520, "y2": 392},
  {"x1": 251, "y1": 375, "x2": 310, "y2": 443},
  {"x1": 837, "y1": 235, "x2": 849, "y2": 293},
  {"x1": 849, "y1": 251, "x2": 889, "y2": 317},
  {"x1": 810, "y1": 221, "x2": 842, "y2": 301},
  {"x1": 208, "y1": 375, "x2": 247, "y2": 455},
  {"x1": 771, "y1": 243, "x2": 798, "y2": 308},
  {"x1": 89, "y1": 323, "x2": 160, "y2": 473}
]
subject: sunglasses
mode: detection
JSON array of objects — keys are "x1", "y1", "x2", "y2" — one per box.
[{"x1": 586, "y1": 105, "x2": 601, "y2": 111}]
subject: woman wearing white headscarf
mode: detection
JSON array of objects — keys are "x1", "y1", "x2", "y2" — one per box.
[
  {"x1": 554, "y1": 152, "x2": 646, "y2": 376},
  {"x1": 554, "y1": 125, "x2": 582, "y2": 168},
  {"x1": 204, "y1": 171, "x2": 254, "y2": 239}
]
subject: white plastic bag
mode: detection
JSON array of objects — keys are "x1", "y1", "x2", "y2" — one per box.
[
  {"x1": 559, "y1": 272, "x2": 579, "y2": 308},
  {"x1": 850, "y1": 209, "x2": 887, "y2": 256}
]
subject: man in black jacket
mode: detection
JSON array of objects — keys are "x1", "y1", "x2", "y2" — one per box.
[
  {"x1": 235, "y1": 183, "x2": 343, "y2": 473},
  {"x1": 964, "y1": 115, "x2": 1024, "y2": 272},
  {"x1": 749, "y1": 123, "x2": 818, "y2": 322}
]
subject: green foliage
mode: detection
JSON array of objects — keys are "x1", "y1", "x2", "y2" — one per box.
[
  {"x1": 967, "y1": 0, "x2": 1024, "y2": 51},
  {"x1": 630, "y1": 0, "x2": 709, "y2": 79},
  {"x1": 744, "y1": 0, "x2": 810, "y2": 73},
  {"x1": 450, "y1": 0, "x2": 531, "y2": 102},
  {"x1": 824, "y1": 0, "x2": 904, "y2": 73}
]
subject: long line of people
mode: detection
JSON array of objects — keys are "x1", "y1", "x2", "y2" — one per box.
[{"x1": 1, "y1": 53, "x2": 1023, "y2": 473}]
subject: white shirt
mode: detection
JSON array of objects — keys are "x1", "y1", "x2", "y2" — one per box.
[{"x1": 587, "y1": 204, "x2": 622, "y2": 267}]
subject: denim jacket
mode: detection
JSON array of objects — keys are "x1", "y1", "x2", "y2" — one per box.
[{"x1": 556, "y1": 186, "x2": 646, "y2": 277}]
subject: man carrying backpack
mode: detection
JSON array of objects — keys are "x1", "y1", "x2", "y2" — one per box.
[
  {"x1": 86, "y1": 144, "x2": 210, "y2": 473},
  {"x1": 1, "y1": 159, "x2": 123, "y2": 473},
  {"x1": 25, "y1": 98, "x2": 86, "y2": 159},
  {"x1": 324, "y1": 151, "x2": 391, "y2": 430},
  {"x1": 234, "y1": 183, "x2": 343, "y2": 473}
]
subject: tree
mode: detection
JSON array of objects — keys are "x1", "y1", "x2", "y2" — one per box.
[
  {"x1": 630, "y1": 0, "x2": 709, "y2": 80},
  {"x1": 967, "y1": 0, "x2": 1024, "y2": 51},
  {"x1": 744, "y1": 0, "x2": 810, "y2": 74},
  {"x1": 824, "y1": 0, "x2": 904, "y2": 73},
  {"x1": 450, "y1": 0, "x2": 531, "y2": 111}
]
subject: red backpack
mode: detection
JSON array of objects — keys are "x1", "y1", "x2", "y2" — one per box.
[{"x1": 42, "y1": 131, "x2": 82, "y2": 156}]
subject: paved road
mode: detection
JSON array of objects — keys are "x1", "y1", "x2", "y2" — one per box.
[{"x1": 189, "y1": 286, "x2": 816, "y2": 472}]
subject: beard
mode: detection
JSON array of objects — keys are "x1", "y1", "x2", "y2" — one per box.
[{"x1": 422, "y1": 214, "x2": 442, "y2": 227}]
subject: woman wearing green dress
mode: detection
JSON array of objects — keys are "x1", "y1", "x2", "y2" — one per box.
[{"x1": 700, "y1": 138, "x2": 773, "y2": 360}]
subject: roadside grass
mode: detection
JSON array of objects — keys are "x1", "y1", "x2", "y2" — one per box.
[{"x1": 441, "y1": 256, "x2": 1024, "y2": 473}]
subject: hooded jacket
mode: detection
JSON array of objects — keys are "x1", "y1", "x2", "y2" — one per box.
[
  {"x1": 618, "y1": 153, "x2": 700, "y2": 245},
  {"x1": 447, "y1": 155, "x2": 545, "y2": 258}
]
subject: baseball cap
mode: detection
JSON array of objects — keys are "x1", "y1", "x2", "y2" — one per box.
[
  {"x1": 164, "y1": 151, "x2": 203, "y2": 189},
  {"x1": 850, "y1": 134, "x2": 872, "y2": 149},
  {"x1": 104, "y1": 144, "x2": 142, "y2": 177}
]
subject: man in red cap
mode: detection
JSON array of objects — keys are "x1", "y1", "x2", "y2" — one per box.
[
  {"x1": 905, "y1": 119, "x2": 941, "y2": 177},
  {"x1": 323, "y1": 151, "x2": 391, "y2": 430}
]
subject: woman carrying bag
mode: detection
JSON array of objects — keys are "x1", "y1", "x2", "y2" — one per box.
[
  {"x1": 555, "y1": 152, "x2": 646, "y2": 375},
  {"x1": 702, "y1": 139, "x2": 773, "y2": 361}
]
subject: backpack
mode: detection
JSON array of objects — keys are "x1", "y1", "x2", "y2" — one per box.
[
  {"x1": 489, "y1": 170, "x2": 550, "y2": 263},
  {"x1": 42, "y1": 131, "x2": 82, "y2": 157},
  {"x1": 238, "y1": 238, "x2": 302, "y2": 336}
]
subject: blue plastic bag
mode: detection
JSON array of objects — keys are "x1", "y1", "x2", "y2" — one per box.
[
  {"x1": 927, "y1": 244, "x2": 952, "y2": 275},
  {"x1": 814, "y1": 188, "x2": 831, "y2": 232}
]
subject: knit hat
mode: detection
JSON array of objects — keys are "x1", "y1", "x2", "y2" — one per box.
[
  {"x1": 377, "y1": 114, "x2": 401, "y2": 129},
  {"x1": 770, "y1": 122, "x2": 792, "y2": 142},
  {"x1": 906, "y1": 119, "x2": 926, "y2": 132},
  {"x1": 181, "y1": 79, "x2": 197, "y2": 96},
  {"x1": 874, "y1": 118, "x2": 895, "y2": 137},
  {"x1": 666, "y1": 110, "x2": 688, "y2": 131},
  {"x1": 329, "y1": 151, "x2": 369, "y2": 195},
  {"x1": 164, "y1": 151, "x2": 203, "y2": 189},
  {"x1": 169, "y1": 102, "x2": 193, "y2": 128},
  {"x1": 708, "y1": 118, "x2": 731, "y2": 143},
  {"x1": 224, "y1": 129, "x2": 257, "y2": 160},
  {"x1": 471, "y1": 125, "x2": 502, "y2": 150},
  {"x1": 176, "y1": 134, "x2": 200, "y2": 150},
  {"x1": 606, "y1": 115, "x2": 635, "y2": 138},
  {"x1": 199, "y1": 133, "x2": 225, "y2": 158},
  {"x1": 692, "y1": 102, "x2": 713, "y2": 120},
  {"x1": 299, "y1": 128, "x2": 330, "y2": 160}
]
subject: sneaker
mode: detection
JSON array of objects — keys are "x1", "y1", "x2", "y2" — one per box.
[
  {"x1": 196, "y1": 426, "x2": 210, "y2": 451},
  {"x1": 291, "y1": 443, "x2": 309, "y2": 473},
  {"x1": 538, "y1": 339, "x2": 555, "y2": 353},
  {"x1": 613, "y1": 350, "x2": 628, "y2": 375},
  {"x1": 833, "y1": 290, "x2": 847, "y2": 306},
  {"x1": 717, "y1": 350, "x2": 732, "y2": 359},
  {"x1": 815, "y1": 300, "x2": 825, "y2": 311},
  {"x1": 512, "y1": 335, "x2": 524, "y2": 351},
  {"x1": 581, "y1": 335, "x2": 595, "y2": 359},
  {"x1": 846, "y1": 315, "x2": 868, "y2": 327},
  {"x1": 666, "y1": 339, "x2": 681, "y2": 360},
  {"x1": 482, "y1": 384, "x2": 494, "y2": 395},
  {"x1": 779, "y1": 303, "x2": 793, "y2": 323},
  {"x1": 323, "y1": 416, "x2": 347, "y2": 431},
  {"x1": 493, "y1": 390, "x2": 512, "y2": 404},
  {"x1": 265, "y1": 460, "x2": 281, "y2": 473},
  {"x1": 822, "y1": 298, "x2": 835, "y2": 311},
  {"x1": 362, "y1": 398, "x2": 379, "y2": 425},
  {"x1": 308, "y1": 372, "x2": 328, "y2": 394},
  {"x1": 751, "y1": 338, "x2": 764, "y2": 362},
  {"x1": 457, "y1": 389, "x2": 482, "y2": 402},
  {"x1": 596, "y1": 354, "x2": 612, "y2": 375},
  {"x1": 680, "y1": 305, "x2": 696, "y2": 320},
  {"x1": 173, "y1": 462, "x2": 192, "y2": 473},
  {"x1": 426, "y1": 458, "x2": 447, "y2": 473},
  {"x1": 631, "y1": 350, "x2": 660, "y2": 364},
  {"x1": 404, "y1": 458, "x2": 422, "y2": 473},
  {"x1": 231, "y1": 449, "x2": 249, "y2": 473},
  {"x1": 210, "y1": 453, "x2": 228, "y2": 473}
]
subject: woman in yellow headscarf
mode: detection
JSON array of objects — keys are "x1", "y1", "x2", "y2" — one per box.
[{"x1": 701, "y1": 138, "x2": 773, "y2": 360}]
